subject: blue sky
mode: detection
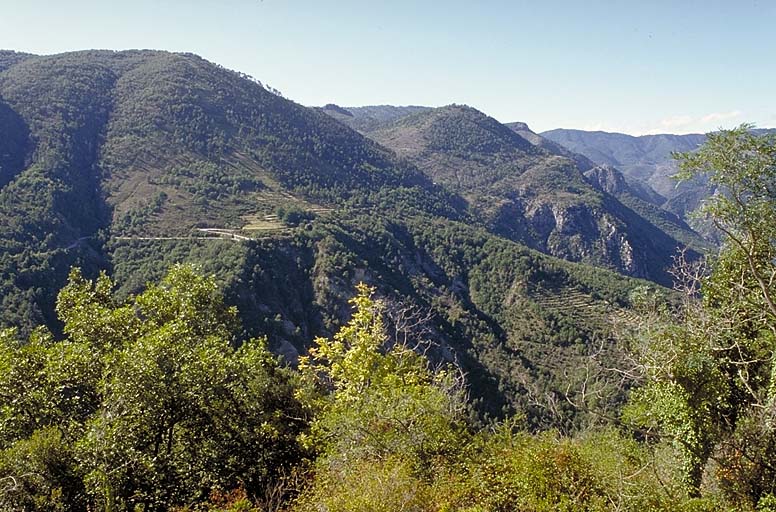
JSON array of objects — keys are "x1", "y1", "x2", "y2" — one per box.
[{"x1": 1, "y1": 0, "x2": 774, "y2": 134}]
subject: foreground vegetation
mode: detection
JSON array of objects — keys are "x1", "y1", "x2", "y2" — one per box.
[
  {"x1": 1, "y1": 128, "x2": 774, "y2": 510},
  {"x1": 0, "y1": 269, "x2": 696, "y2": 511}
]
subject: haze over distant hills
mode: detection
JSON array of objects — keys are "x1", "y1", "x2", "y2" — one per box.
[
  {"x1": 540, "y1": 129, "x2": 709, "y2": 202},
  {"x1": 536, "y1": 127, "x2": 769, "y2": 240}
]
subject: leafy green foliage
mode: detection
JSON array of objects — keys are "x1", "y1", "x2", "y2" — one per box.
[
  {"x1": 623, "y1": 127, "x2": 776, "y2": 505},
  {"x1": 676, "y1": 125, "x2": 776, "y2": 320},
  {"x1": 0, "y1": 265, "x2": 748, "y2": 511},
  {"x1": 459, "y1": 428, "x2": 702, "y2": 512},
  {"x1": 0, "y1": 426, "x2": 85, "y2": 511},
  {"x1": 298, "y1": 283, "x2": 469, "y2": 464},
  {"x1": 275, "y1": 205, "x2": 315, "y2": 227},
  {"x1": 0, "y1": 265, "x2": 306, "y2": 510},
  {"x1": 3, "y1": 50, "x2": 770, "y2": 511},
  {"x1": 293, "y1": 289, "x2": 719, "y2": 512}
]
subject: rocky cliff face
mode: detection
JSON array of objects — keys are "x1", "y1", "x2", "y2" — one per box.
[
  {"x1": 540, "y1": 128, "x2": 712, "y2": 210},
  {"x1": 495, "y1": 196, "x2": 644, "y2": 278},
  {"x1": 580, "y1": 164, "x2": 711, "y2": 253},
  {"x1": 583, "y1": 165, "x2": 630, "y2": 197}
]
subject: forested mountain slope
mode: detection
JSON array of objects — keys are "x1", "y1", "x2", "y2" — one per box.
[
  {"x1": 505, "y1": 121, "x2": 597, "y2": 172},
  {"x1": 505, "y1": 122, "x2": 709, "y2": 251},
  {"x1": 0, "y1": 50, "x2": 455, "y2": 331},
  {"x1": 112, "y1": 210, "x2": 658, "y2": 425},
  {"x1": 366, "y1": 105, "x2": 698, "y2": 284},
  {"x1": 539, "y1": 129, "x2": 722, "y2": 235},
  {"x1": 0, "y1": 50, "x2": 678, "y2": 424}
]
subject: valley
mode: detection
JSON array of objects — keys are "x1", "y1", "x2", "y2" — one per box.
[{"x1": 0, "y1": 50, "x2": 706, "y2": 419}]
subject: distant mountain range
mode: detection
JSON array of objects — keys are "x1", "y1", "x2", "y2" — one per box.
[
  {"x1": 321, "y1": 105, "x2": 766, "y2": 228},
  {"x1": 537, "y1": 127, "x2": 771, "y2": 240},
  {"x1": 540, "y1": 129, "x2": 706, "y2": 197}
]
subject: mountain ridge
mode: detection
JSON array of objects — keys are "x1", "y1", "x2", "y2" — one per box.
[
  {"x1": 0, "y1": 50, "x2": 460, "y2": 332},
  {"x1": 540, "y1": 128, "x2": 707, "y2": 187},
  {"x1": 363, "y1": 104, "x2": 700, "y2": 284},
  {"x1": 317, "y1": 104, "x2": 707, "y2": 258}
]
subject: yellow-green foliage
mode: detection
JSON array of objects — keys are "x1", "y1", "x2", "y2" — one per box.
[
  {"x1": 294, "y1": 425, "x2": 726, "y2": 512},
  {"x1": 0, "y1": 272, "x2": 749, "y2": 511},
  {"x1": 294, "y1": 456, "x2": 435, "y2": 512},
  {"x1": 460, "y1": 429, "x2": 687, "y2": 512},
  {"x1": 293, "y1": 284, "x2": 727, "y2": 512},
  {"x1": 0, "y1": 265, "x2": 308, "y2": 511},
  {"x1": 298, "y1": 283, "x2": 469, "y2": 466}
]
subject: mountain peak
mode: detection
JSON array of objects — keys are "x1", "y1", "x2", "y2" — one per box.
[
  {"x1": 506, "y1": 121, "x2": 532, "y2": 132},
  {"x1": 321, "y1": 103, "x2": 353, "y2": 117},
  {"x1": 379, "y1": 104, "x2": 538, "y2": 156},
  {"x1": 583, "y1": 165, "x2": 628, "y2": 195}
]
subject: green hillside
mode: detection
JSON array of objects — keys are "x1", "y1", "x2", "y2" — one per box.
[
  {"x1": 367, "y1": 105, "x2": 698, "y2": 284},
  {"x1": 1, "y1": 48, "x2": 772, "y2": 511},
  {"x1": 0, "y1": 50, "x2": 455, "y2": 331},
  {"x1": 106, "y1": 210, "x2": 654, "y2": 427},
  {"x1": 504, "y1": 122, "x2": 709, "y2": 252}
]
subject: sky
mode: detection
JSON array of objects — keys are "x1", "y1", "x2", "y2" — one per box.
[{"x1": 1, "y1": 0, "x2": 774, "y2": 135}]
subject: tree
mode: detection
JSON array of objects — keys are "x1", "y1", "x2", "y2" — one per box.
[
  {"x1": 0, "y1": 264, "x2": 308, "y2": 511},
  {"x1": 296, "y1": 283, "x2": 470, "y2": 508},
  {"x1": 0, "y1": 327, "x2": 96, "y2": 510},
  {"x1": 621, "y1": 286, "x2": 730, "y2": 497},
  {"x1": 675, "y1": 125, "x2": 776, "y2": 322},
  {"x1": 624, "y1": 126, "x2": 776, "y2": 504}
]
